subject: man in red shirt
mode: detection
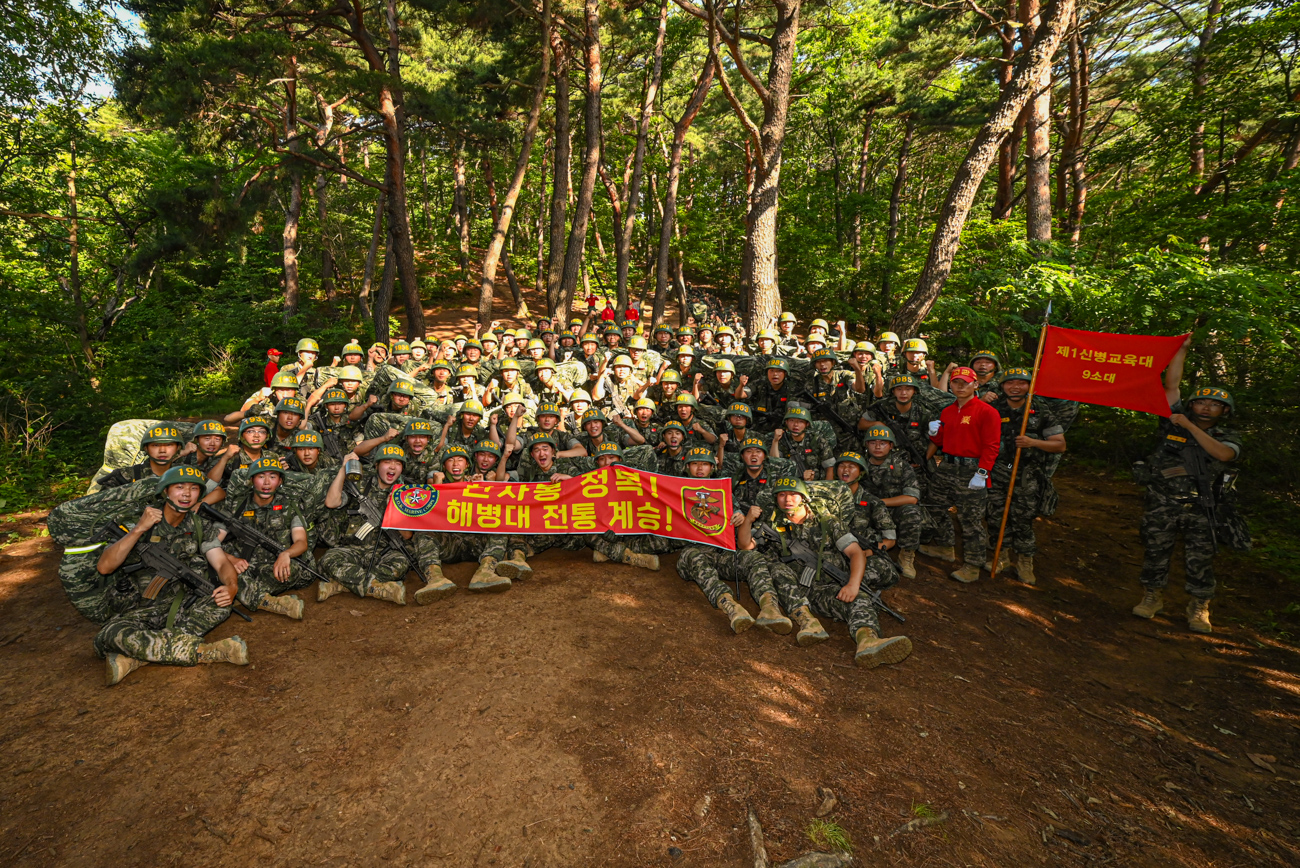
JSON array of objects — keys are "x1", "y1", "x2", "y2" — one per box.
[
  {"x1": 922, "y1": 366, "x2": 1002, "y2": 583},
  {"x1": 598, "y1": 299, "x2": 617, "y2": 322},
  {"x1": 263, "y1": 349, "x2": 283, "y2": 387}
]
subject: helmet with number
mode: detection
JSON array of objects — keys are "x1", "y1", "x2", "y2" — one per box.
[
  {"x1": 675, "y1": 393, "x2": 699, "y2": 409},
  {"x1": 778, "y1": 312, "x2": 797, "y2": 324},
  {"x1": 611, "y1": 354, "x2": 633, "y2": 369},
  {"x1": 810, "y1": 318, "x2": 830, "y2": 332},
  {"x1": 887, "y1": 374, "x2": 919, "y2": 393},
  {"x1": 603, "y1": 323, "x2": 621, "y2": 336},
  {"x1": 783, "y1": 406, "x2": 812, "y2": 423},
  {"x1": 369, "y1": 341, "x2": 389, "y2": 357},
  {"x1": 156, "y1": 465, "x2": 209, "y2": 494},
  {"x1": 903, "y1": 338, "x2": 929, "y2": 355},
  {"x1": 569, "y1": 388, "x2": 593, "y2": 404},
  {"x1": 539, "y1": 324, "x2": 555, "y2": 336},
  {"x1": 739, "y1": 435, "x2": 767, "y2": 453},
  {"x1": 535, "y1": 358, "x2": 556, "y2": 372},
  {"x1": 500, "y1": 359, "x2": 521, "y2": 373},
  {"x1": 239, "y1": 416, "x2": 272, "y2": 435},
  {"x1": 372, "y1": 444, "x2": 405, "y2": 465},
  {"x1": 463, "y1": 339, "x2": 484, "y2": 354},
  {"x1": 430, "y1": 360, "x2": 452, "y2": 375},
  {"x1": 339, "y1": 365, "x2": 364, "y2": 382},
  {"x1": 628, "y1": 336, "x2": 648, "y2": 351},
  {"x1": 459, "y1": 399, "x2": 486, "y2": 418},
  {"x1": 341, "y1": 340, "x2": 365, "y2": 357},
  {"x1": 295, "y1": 338, "x2": 320, "y2": 354},
  {"x1": 581, "y1": 408, "x2": 609, "y2": 426},
  {"x1": 569, "y1": 317, "x2": 585, "y2": 327},
  {"x1": 771, "y1": 476, "x2": 810, "y2": 500},
  {"x1": 275, "y1": 397, "x2": 306, "y2": 416},
  {"x1": 766, "y1": 357, "x2": 791, "y2": 372},
  {"x1": 322, "y1": 388, "x2": 349, "y2": 406},
  {"x1": 472, "y1": 439, "x2": 502, "y2": 457},
  {"x1": 756, "y1": 328, "x2": 779, "y2": 342},
  {"x1": 441, "y1": 444, "x2": 471, "y2": 464},
  {"x1": 863, "y1": 425, "x2": 897, "y2": 445},
  {"x1": 713, "y1": 359, "x2": 736, "y2": 374},
  {"x1": 877, "y1": 331, "x2": 900, "y2": 345},
  {"x1": 526, "y1": 431, "x2": 558, "y2": 451},
  {"x1": 836, "y1": 450, "x2": 870, "y2": 470},
  {"x1": 659, "y1": 370, "x2": 682, "y2": 384},
  {"x1": 635, "y1": 397, "x2": 657, "y2": 412},
  {"x1": 653, "y1": 324, "x2": 673, "y2": 337},
  {"x1": 250, "y1": 456, "x2": 286, "y2": 476},
  {"x1": 594, "y1": 441, "x2": 624, "y2": 461},
  {"x1": 516, "y1": 329, "x2": 533, "y2": 342},
  {"x1": 725, "y1": 401, "x2": 752, "y2": 420},
  {"x1": 971, "y1": 349, "x2": 1000, "y2": 366},
  {"x1": 292, "y1": 430, "x2": 323, "y2": 449},
  {"x1": 1000, "y1": 367, "x2": 1032, "y2": 383},
  {"x1": 854, "y1": 340, "x2": 877, "y2": 354},
  {"x1": 388, "y1": 380, "x2": 415, "y2": 398},
  {"x1": 1189, "y1": 386, "x2": 1234, "y2": 413},
  {"x1": 685, "y1": 446, "x2": 717, "y2": 467},
  {"x1": 660, "y1": 420, "x2": 686, "y2": 435},
  {"x1": 501, "y1": 392, "x2": 526, "y2": 409},
  {"x1": 403, "y1": 419, "x2": 435, "y2": 437},
  {"x1": 676, "y1": 326, "x2": 696, "y2": 337},
  {"x1": 559, "y1": 329, "x2": 577, "y2": 341},
  {"x1": 192, "y1": 420, "x2": 226, "y2": 440},
  {"x1": 536, "y1": 402, "x2": 562, "y2": 419},
  {"x1": 810, "y1": 347, "x2": 836, "y2": 364},
  {"x1": 620, "y1": 319, "x2": 637, "y2": 330},
  {"x1": 270, "y1": 371, "x2": 299, "y2": 390},
  {"x1": 391, "y1": 341, "x2": 411, "y2": 355},
  {"x1": 527, "y1": 339, "x2": 546, "y2": 352},
  {"x1": 581, "y1": 333, "x2": 600, "y2": 346},
  {"x1": 457, "y1": 364, "x2": 479, "y2": 379},
  {"x1": 141, "y1": 424, "x2": 184, "y2": 446}
]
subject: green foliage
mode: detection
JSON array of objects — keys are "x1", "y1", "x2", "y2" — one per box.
[{"x1": 806, "y1": 818, "x2": 853, "y2": 853}]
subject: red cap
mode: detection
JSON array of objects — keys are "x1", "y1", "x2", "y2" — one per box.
[
  {"x1": 267, "y1": 348, "x2": 283, "y2": 356},
  {"x1": 949, "y1": 366, "x2": 977, "y2": 383}
]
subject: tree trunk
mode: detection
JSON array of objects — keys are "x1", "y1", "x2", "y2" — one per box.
[
  {"x1": 882, "y1": 114, "x2": 916, "y2": 307},
  {"x1": 359, "y1": 190, "x2": 384, "y2": 320},
  {"x1": 653, "y1": 54, "x2": 715, "y2": 328},
  {"x1": 374, "y1": 223, "x2": 396, "y2": 344},
  {"x1": 993, "y1": 0, "x2": 1018, "y2": 219},
  {"x1": 453, "y1": 138, "x2": 470, "y2": 277},
  {"x1": 316, "y1": 173, "x2": 334, "y2": 302},
  {"x1": 851, "y1": 109, "x2": 874, "y2": 270},
  {"x1": 478, "y1": 0, "x2": 550, "y2": 327},
  {"x1": 535, "y1": 145, "x2": 549, "y2": 298},
  {"x1": 1021, "y1": 0, "x2": 1052, "y2": 243},
  {"x1": 615, "y1": 0, "x2": 667, "y2": 312},
  {"x1": 545, "y1": 40, "x2": 572, "y2": 315},
  {"x1": 1062, "y1": 17, "x2": 1089, "y2": 246},
  {"x1": 282, "y1": 57, "x2": 301, "y2": 324},
  {"x1": 1190, "y1": 0, "x2": 1222, "y2": 192},
  {"x1": 64, "y1": 140, "x2": 94, "y2": 367},
  {"x1": 891, "y1": 0, "x2": 1076, "y2": 336},
  {"x1": 557, "y1": 0, "x2": 603, "y2": 319}
]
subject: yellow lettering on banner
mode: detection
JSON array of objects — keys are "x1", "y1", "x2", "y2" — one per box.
[
  {"x1": 496, "y1": 485, "x2": 525, "y2": 501},
  {"x1": 462, "y1": 483, "x2": 491, "y2": 499},
  {"x1": 447, "y1": 500, "x2": 474, "y2": 527},
  {"x1": 1140, "y1": 356, "x2": 1154, "y2": 367},
  {"x1": 636, "y1": 503, "x2": 661, "y2": 531},
  {"x1": 543, "y1": 504, "x2": 567, "y2": 529},
  {"x1": 477, "y1": 504, "x2": 502, "y2": 529},
  {"x1": 1056, "y1": 345, "x2": 1070, "y2": 357},
  {"x1": 534, "y1": 483, "x2": 562, "y2": 502},
  {"x1": 608, "y1": 500, "x2": 633, "y2": 530},
  {"x1": 581, "y1": 468, "x2": 608, "y2": 498},
  {"x1": 507, "y1": 504, "x2": 531, "y2": 529},
  {"x1": 614, "y1": 468, "x2": 643, "y2": 495},
  {"x1": 571, "y1": 503, "x2": 597, "y2": 531}
]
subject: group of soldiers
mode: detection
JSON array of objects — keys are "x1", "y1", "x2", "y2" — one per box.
[{"x1": 51, "y1": 311, "x2": 1244, "y2": 686}]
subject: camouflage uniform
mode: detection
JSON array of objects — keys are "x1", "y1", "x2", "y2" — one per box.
[
  {"x1": 221, "y1": 491, "x2": 311, "y2": 609},
  {"x1": 988, "y1": 396, "x2": 1063, "y2": 556},
  {"x1": 428, "y1": 532, "x2": 510, "y2": 567},
  {"x1": 803, "y1": 370, "x2": 860, "y2": 450},
  {"x1": 676, "y1": 547, "x2": 780, "y2": 608},
  {"x1": 93, "y1": 511, "x2": 232, "y2": 665},
  {"x1": 654, "y1": 445, "x2": 691, "y2": 477},
  {"x1": 929, "y1": 459, "x2": 988, "y2": 567},
  {"x1": 318, "y1": 476, "x2": 441, "y2": 597},
  {"x1": 748, "y1": 382, "x2": 798, "y2": 432},
  {"x1": 778, "y1": 429, "x2": 836, "y2": 480},
  {"x1": 95, "y1": 461, "x2": 167, "y2": 490},
  {"x1": 516, "y1": 458, "x2": 635, "y2": 562},
  {"x1": 859, "y1": 459, "x2": 926, "y2": 550},
  {"x1": 1137, "y1": 402, "x2": 1243, "y2": 599},
  {"x1": 845, "y1": 488, "x2": 898, "y2": 551},
  {"x1": 862, "y1": 398, "x2": 937, "y2": 486}
]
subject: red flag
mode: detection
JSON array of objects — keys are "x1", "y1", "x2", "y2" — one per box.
[{"x1": 1035, "y1": 326, "x2": 1188, "y2": 417}]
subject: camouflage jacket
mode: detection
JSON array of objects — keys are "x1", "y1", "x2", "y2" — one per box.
[
  {"x1": 845, "y1": 486, "x2": 897, "y2": 547},
  {"x1": 97, "y1": 461, "x2": 165, "y2": 490},
  {"x1": 753, "y1": 499, "x2": 858, "y2": 582},
  {"x1": 859, "y1": 459, "x2": 923, "y2": 502},
  {"x1": 863, "y1": 398, "x2": 936, "y2": 469},
  {"x1": 748, "y1": 382, "x2": 799, "y2": 431},
  {"x1": 117, "y1": 511, "x2": 227, "y2": 600},
  {"x1": 776, "y1": 430, "x2": 835, "y2": 478},
  {"x1": 223, "y1": 491, "x2": 306, "y2": 564},
  {"x1": 1142, "y1": 401, "x2": 1243, "y2": 501},
  {"x1": 990, "y1": 396, "x2": 1064, "y2": 475}
]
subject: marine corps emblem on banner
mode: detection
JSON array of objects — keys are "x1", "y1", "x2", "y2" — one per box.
[
  {"x1": 682, "y1": 485, "x2": 727, "y2": 536},
  {"x1": 393, "y1": 485, "x2": 438, "y2": 517}
]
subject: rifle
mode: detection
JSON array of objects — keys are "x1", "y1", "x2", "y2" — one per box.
[
  {"x1": 311, "y1": 412, "x2": 344, "y2": 462},
  {"x1": 343, "y1": 479, "x2": 430, "y2": 584},
  {"x1": 801, "y1": 386, "x2": 854, "y2": 434},
  {"x1": 1181, "y1": 446, "x2": 1221, "y2": 554},
  {"x1": 756, "y1": 524, "x2": 905, "y2": 623},
  {"x1": 94, "y1": 522, "x2": 253, "y2": 622},
  {"x1": 197, "y1": 503, "x2": 330, "y2": 585}
]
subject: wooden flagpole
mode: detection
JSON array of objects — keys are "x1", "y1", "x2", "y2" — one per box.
[{"x1": 990, "y1": 305, "x2": 1052, "y2": 580}]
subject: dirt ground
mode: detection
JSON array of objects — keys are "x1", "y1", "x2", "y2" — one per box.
[{"x1": 2, "y1": 466, "x2": 1299, "y2": 868}]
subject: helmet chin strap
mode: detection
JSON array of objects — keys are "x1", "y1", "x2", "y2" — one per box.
[{"x1": 165, "y1": 497, "x2": 194, "y2": 515}]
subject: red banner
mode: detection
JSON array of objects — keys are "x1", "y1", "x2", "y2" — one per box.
[
  {"x1": 381, "y1": 467, "x2": 736, "y2": 550},
  {"x1": 1034, "y1": 325, "x2": 1188, "y2": 416}
]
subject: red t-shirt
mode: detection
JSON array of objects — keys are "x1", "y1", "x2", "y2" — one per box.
[
  {"x1": 586, "y1": 294, "x2": 598, "y2": 309},
  {"x1": 599, "y1": 306, "x2": 616, "y2": 322},
  {"x1": 929, "y1": 396, "x2": 1002, "y2": 472},
  {"x1": 263, "y1": 359, "x2": 280, "y2": 387},
  {"x1": 625, "y1": 307, "x2": 640, "y2": 321}
]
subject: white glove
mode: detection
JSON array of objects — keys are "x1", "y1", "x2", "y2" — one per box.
[
  {"x1": 968, "y1": 471, "x2": 988, "y2": 490},
  {"x1": 927, "y1": 420, "x2": 941, "y2": 436}
]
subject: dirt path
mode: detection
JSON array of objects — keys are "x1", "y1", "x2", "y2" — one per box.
[{"x1": 1, "y1": 468, "x2": 1298, "y2": 867}]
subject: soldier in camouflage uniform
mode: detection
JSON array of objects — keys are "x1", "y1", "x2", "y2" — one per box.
[
  {"x1": 96, "y1": 424, "x2": 184, "y2": 488},
  {"x1": 266, "y1": 396, "x2": 308, "y2": 460},
  {"x1": 654, "y1": 421, "x2": 692, "y2": 476},
  {"x1": 832, "y1": 450, "x2": 900, "y2": 561},
  {"x1": 575, "y1": 408, "x2": 646, "y2": 455},
  {"x1": 206, "y1": 416, "x2": 274, "y2": 484},
  {"x1": 626, "y1": 336, "x2": 657, "y2": 382},
  {"x1": 281, "y1": 338, "x2": 333, "y2": 400},
  {"x1": 308, "y1": 387, "x2": 362, "y2": 461},
  {"x1": 357, "y1": 417, "x2": 441, "y2": 484},
  {"x1": 987, "y1": 368, "x2": 1066, "y2": 584},
  {"x1": 775, "y1": 312, "x2": 802, "y2": 357},
  {"x1": 530, "y1": 358, "x2": 573, "y2": 406},
  {"x1": 852, "y1": 428, "x2": 926, "y2": 579},
  {"x1": 431, "y1": 443, "x2": 473, "y2": 484},
  {"x1": 316, "y1": 444, "x2": 437, "y2": 606},
  {"x1": 629, "y1": 398, "x2": 662, "y2": 447},
  {"x1": 860, "y1": 374, "x2": 938, "y2": 492},
  {"x1": 771, "y1": 406, "x2": 835, "y2": 481},
  {"x1": 646, "y1": 370, "x2": 684, "y2": 420},
  {"x1": 1132, "y1": 340, "x2": 1243, "y2": 634},
  {"x1": 423, "y1": 360, "x2": 457, "y2": 407},
  {"x1": 353, "y1": 379, "x2": 422, "y2": 430},
  {"x1": 740, "y1": 478, "x2": 913, "y2": 667},
  {"x1": 676, "y1": 448, "x2": 794, "y2": 636},
  {"x1": 697, "y1": 359, "x2": 742, "y2": 407},
  {"x1": 92, "y1": 466, "x2": 249, "y2": 685},
  {"x1": 180, "y1": 420, "x2": 228, "y2": 477},
  {"x1": 226, "y1": 370, "x2": 301, "y2": 425},
  {"x1": 745, "y1": 358, "x2": 800, "y2": 433},
  {"x1": 217, "y1": 457, "x2": 312, "y2": 620},
  {"x1": 593, "y1": 354, "x2": 643, "y2": 416},
  {"x1": 437, "y1": 399, "x2": 490, "y2": 459},
  {"x1": 670, "y1": 394, "x2": 720, "y2": 448},
  {"x1": 803, "y1": 347, "x2": 865, "y2": 451}
]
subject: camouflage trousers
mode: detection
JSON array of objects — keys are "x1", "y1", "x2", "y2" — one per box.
[
  {"x1": 1139, "y1": 492, "x2": 1217, "y2": 599},
  {"x1": 928, "y1": 460, "x2": 989, "y2": 566},
  {"x1": 988, "y1": 467, "x2": 1044, "y2": 555},
  {"x1": 430, "y1": 532, "x2": 510, "y2": 565},
  {"x1": 887, "y1": 503, "x2": 927, "y2": 551},
  {"x1": 319, "y1": 534, "x2": 440, "y2": 596},
  {"x1": 525, "y1": 532, "x2": 627, "y2": 562},
  {"x1": 93, "y1": 588, "x2": 231, "y2": 665},
  {"x1": 59, "y1": 548, "x2": 122, "y2": 624},
  {"x1": 676, "y1": 547, "x2": 777, "y2": 608},
  {"x1": 770, "y1": 553, "x2": 900, "y2": 637},
  {"x1": 236, "y1": 560, "x2": 313, "y2": 610}
]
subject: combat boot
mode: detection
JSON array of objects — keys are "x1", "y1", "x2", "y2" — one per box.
[
  {"x1": 1015, "y1": 554, "x2": 1037, "y2": 586},
  {"x1": 919, "y1": 544, "x2": 956, "y2": 563},
  {"x1": 413, "y1": 564, "x2": 457, "y2": 605},
  {"x1": 260, "y1": 594, "x2": 304, "y2": 620},
  {"x1": 854, "y1": 628, "x2": 913, "y2": 669},
  {"x1": 1186, "y1": 597, "x2": 1212, "y2": 634},
  {"x1": 468, "y1": 557, "x2": 511, "y2": 593},
  {"x1": 196, "y1": 636, "x2": 249, "y2": 666},
  {"x1": 495, "y1": 549, "x2": 533, "y2": 581},
  {"x1": 1131, "y1": 589, "x2": 1163, "y2": 619},
  {"x1": 620, "y1": 550, "x2": 660, "y2": 571},
  {"x1": 898, "y1": 549, "x2": 917, "y2": 580},
  {"x1": 983, "y1": 550, "x2": 1012, "y2": 575},
  {"x1": 105, "y1": 653, "x2": 148, "y2": 686},
  {"x1": 317, "y1": 580, "x2": 348, "y2": 603},
  {"x1": 792, "y1": 605, "x2": 830, "y2": 647},
  {"x1": 366, "y1": 579, "x2": 407, "y2": 605},
  {"x1": 949, "y1": 563, "x2": 982, "y2": 584},
  {"x1": 754, "y1": 592, "x2": 793, "y2": 634},
  {"x1": 717, "y1": 593, "x2": 755, "y2": 634}
]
